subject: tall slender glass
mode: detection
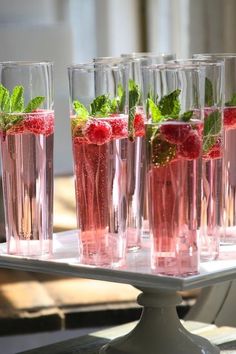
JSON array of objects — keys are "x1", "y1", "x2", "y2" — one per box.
[
  {"x1": 68, "y1": 62, "x2": 129, "y2": 267},
  {"x1": 170, "y1": 59, "x2": 224, "y2": 261},
  {"x1": 143, "y1": 63, "x2": 205, "y2": 275},
  {"x1": 194, "y1": 53, "x2": 236, "y2": 245},
  {"x1": 122, "y1": 53, "x2": 177, "y2": 248},
  {"x1": 0, "y1": 62, "x2": 54, "y2": 256}
]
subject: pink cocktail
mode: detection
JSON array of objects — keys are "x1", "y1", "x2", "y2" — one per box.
[
  {"x1": 200, "y1": 109, "x2": 223, "y2": 260},
  {"x1": 147, "y1": 120, "x2": 203, "y2": 276},
  {"x1": 1, "y1": 110, "x2": 54, "y2": 256},
  {"x1": 126, "y1": 107, "x2": 145, "y2": 251},
  {"x1": 222, "y1": 107, "x2": 236, "y2": 243},
  {"x1": 72, "y1": 114, "x2": 128, "y2": 267}
]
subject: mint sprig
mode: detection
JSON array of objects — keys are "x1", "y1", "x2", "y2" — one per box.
[
  {"x1": 203, "y1": 110, "x2": 221, "y2": 153},
  {"x1": 205, "y1": 77, "x2": 213, "y2": 106},
  {"x1": 158, "y1": 89, "x2": 181, "y2": 117},
  {"x1": 0, "y1": 84, "x2": 45, "y2": 132},
  {"x1": 73, "y1": 100, "x2": 89, "y2": 121},
  {"x1": 128, "y1": 79, "x2": 140, "y2": 140},
  {"x1": 225, "y1": 93, "x2": 236, "y2": 107}
]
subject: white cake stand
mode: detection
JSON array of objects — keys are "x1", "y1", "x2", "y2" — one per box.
[{"x1": 1, "y1": 230, "x2": 236, "y2": 354}]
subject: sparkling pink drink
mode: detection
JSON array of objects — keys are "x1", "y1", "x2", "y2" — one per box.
[
  {"x1": 126, "y1": 107, "x2": 145, "y2": 251},
  {"x1": 147, "y1": 120, "x2": 203, "y2": 276},
  {"x1": 0, "y1": 110, "x2": 54, "y2": 256},
  {"x1": 200, "y1": 110, "x2": 223, "y2": 260},
  {"x1": 222, "y1": 107, "x2": 236, "y2": 243},
  {"x1": 72, "y1": 115, "x2": 128, "y2": 267}
]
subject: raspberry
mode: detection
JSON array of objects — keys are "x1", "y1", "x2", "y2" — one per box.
[
  {"x1": 178, "y1": 130, "x2": 201, "y2": 160},
  {"x1": 24, "y1": 111, "x2": 54, "y2": 136},
  {"x1": 84, "y1": 120, "x2": 112, "y2": 145},
  {"x1": 203, "y1": 137, "x2": 222, "y2": 160},
  {"x1": 7, "y1": 121, "x2": 25, "y2": 135},
  {"x1": 134, "y1": 113, "x2": 145, "y2": 137},
  {"x1": 107, "y1": 115, "x2": 128, "y2": 138},
  {"x1": 224, "y1": 107, "x2": 236, "y2": 129},
  {"x1": 73, "y1": 136, "x2": 88, "y2": 145},
  {"x1": 160, "y1": 123, "x2": 192, "y2": 144}
]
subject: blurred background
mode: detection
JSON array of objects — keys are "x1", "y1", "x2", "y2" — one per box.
[{"x1": 1, "y1": 0, "x2": 236, "y2": 352}]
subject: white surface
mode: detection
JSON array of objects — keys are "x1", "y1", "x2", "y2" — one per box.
[{"x1": 1, "y1": 230, "x2": 236, "y2": 291}]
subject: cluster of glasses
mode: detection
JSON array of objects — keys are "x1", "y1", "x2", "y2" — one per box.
[{"x1": 1, "y1": 53, "x2": 236, "y2": 277}]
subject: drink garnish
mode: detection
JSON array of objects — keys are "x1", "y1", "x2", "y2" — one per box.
[
  {"x1": 0, "y1": 84, "x2": 45, "y2": 134},
  {"x1": 203, "y1": 110, "x2": 221, "y2": 153},
  {"x1": 147, "y1": 89, "x2": 201, "y2": 167},
  {"x1": 128, "y1": 79, "x2": 140, "y2": 140},
  {"x1": 205, "y1": 77, "x2": 214, "y2": 107}
]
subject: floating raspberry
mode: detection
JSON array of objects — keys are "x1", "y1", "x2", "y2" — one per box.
[
  {"x1": 24, "y1": 111, "x2": 54, "y2": 136},
  {"x1": 84, "y1": 120, "x2": 112, "y2": 145},
  {"x1": 73, "y1": 136, "x2": 88, "y2": 145},
  {"x1": 224, "y1": 107, "x2": 236, "y2": 129},
  {"x1": 134, "y1": 113, "x2": 145, "y2": 137},
  {"x1": 7, "y1": 121, "x2": 25, "y2": 135},
  {"x1": 203, "y1": 137, "x2": 222, "y2": 160},
  {"x1": 178, "y1": 130, "x2": 201, "y2": 160},
  {"x1": 160, "y1": 123, "x2": 192, "y2": 144},
  {"x1": 107, "y1": 115, "x2": 128, "y2": 138}
]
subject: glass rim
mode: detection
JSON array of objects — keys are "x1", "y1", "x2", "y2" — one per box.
[
  {"x1": 68, "y1": 61, "x2": 129, "y2": 72},
  {"x1": 0, "y1": 61, "x2": 53, "y2": 67},
  {"x1": 93, "y1": 56, "x2": 128, "y2": 64},
  {"x1": 145, "y1": 117, "x2": 202, "y2": 125},
  {"x1": 194, "y1": 53, "x2": 236, "y2": 59},
  {"x1": 121, "y1": 52, "x2": 175, "y2": 59},
  {"x1": 142, "y1": 63, "x2": 204, "y2": 71},
  {"x1": 0, "y1": 109, "x2": 54, "y2": 116},
  {"x1": 169, "y1": 59, "x2": 224, "y2": 67}
]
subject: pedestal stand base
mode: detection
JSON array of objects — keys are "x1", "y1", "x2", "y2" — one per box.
[{"x1": 100, "y1": 288, "x2": 219, "y2": 354}]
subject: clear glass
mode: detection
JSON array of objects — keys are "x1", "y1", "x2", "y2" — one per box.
[
  {"x1": 125, "y1": 53, "x2": 177, "y2": 248},
  {"x1": 68, "y1": 62, "x2": 129, "y2": 267},
  {"x1": 171, "y1": 59, "x2": 224, "y2": 261},
  {"x1": 194, "y1": 53, "x2": 236, "y2": 246},
  {"x1": 0, "y1": 61, "x2": 54, "y2": 256},
  {"x1": 93, "y1": 57, "x2": 146, "y2": 252},
  {"x1": 143, "y1": 64, "x2": 205, "y2": 276}
]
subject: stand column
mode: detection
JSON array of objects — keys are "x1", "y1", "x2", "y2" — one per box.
[{"x1": 100, "y1": 287, "x2": 219, "y2": 354}]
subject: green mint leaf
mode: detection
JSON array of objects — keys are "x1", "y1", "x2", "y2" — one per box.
[
  {"x1": 205, "y1": 77, "x2": 213, "y2": 106},
  {"x1": 10, "y1": 85, "x2": 24, "y2": 112},
  {"x1": 117, "y1": 83, "x2": 126, "y2": 112},
  {"x1": 225, "y1": 93, "x2": 236, "y2": 107},
  {"x1": 0, "y1": 85, "x2": 10, "y2": 112},
  {"x1": 203, "y1": 110, "x2": 221, "y2": 152},
  {"x1": 158, "y1": 89, "x2": 181, "y2": 117},
  {"x1": 24, "y1": 96, "x2": 45, "y2": 113},
  {"x1": 128, "y1": 79, "x2": 141, "y2": 139},
  {"x1": 73, "y1": 100, "x2": 89, "y2": 120},
  {"x1": 146, "y1": 89, "x2": 157, "y2": 118},
  {"x1": 148, "y1": 98, "x2": 162, "y2": 122},
  {"x1": 180, "y1": 110, "x2": 193, "y2": 122},
  {"x1": 151, "y1": 132, "x2": 176, "y2": 167},
  {"x1": 110, "y1": 98, "x2": 118, "y2": 114},
  {"x1": 90, "y1": 94, "x2": 112, "y2": 117}
]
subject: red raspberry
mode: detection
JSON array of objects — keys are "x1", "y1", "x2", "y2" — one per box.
[
  {"x1": 84, "y1": 120, "x2": 112, "y2": 145},
  {"x1": 134, "y1": 113, "x2": 145, "y2": 137},
  {"x1": 178, "y1": 130, "x2": 201, "y2": 160},
  {"x1": 107, "y1": 115, "x2": 128, "y2": 138},
  {"x1": 160, "y1": 123, "x2": 192, "y2": 144},
  {"x1": 7, "y1": 121, "x2": 26, "y2": 135},
  {"x1": 203, "y1": 138, "x2": 222, "y2": 160},
  {"x1": 73, "y1": 136, "x2": 88, "y2": 145},
  {"x1": 24, "y1": 112, "x2": 54, "y2": 136},
  {"x1": 224, "y1": 107, "x2": 236, "y2": 129}
]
